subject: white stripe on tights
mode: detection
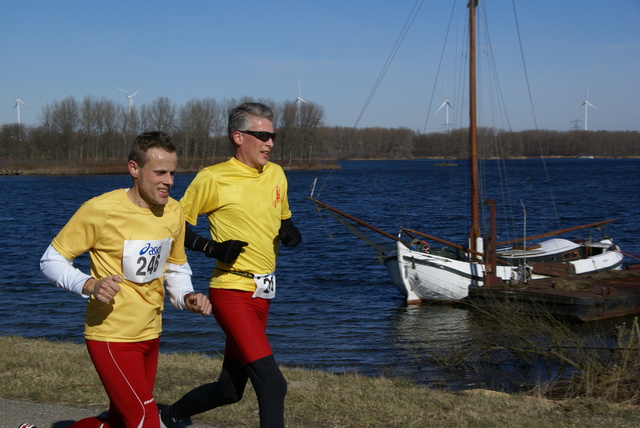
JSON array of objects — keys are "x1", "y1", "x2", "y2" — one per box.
[{"x1": 106, "y1": 342, "x2": 146, "y2": 428}]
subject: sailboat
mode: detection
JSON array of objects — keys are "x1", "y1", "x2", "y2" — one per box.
[
  {"x1": 383, "y1": 1, "x2": 623, "y2": 303},
  {"x1": 308, "y1": 1, "x2": 624, "y2": 304}
]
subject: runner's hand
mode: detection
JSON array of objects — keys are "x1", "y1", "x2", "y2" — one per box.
[
  {"x1": 204, "y1": 240, "x2": 248, "y2": 263},
  {"x1": 84, "y1": 275, "x2": 122, "y2": 304},
  {"x1": 184, "y1": 292, "x2": 212, "y2": 316},
  {"x1": 279, "y1": 219, "x2": 301, "y2": 247}
]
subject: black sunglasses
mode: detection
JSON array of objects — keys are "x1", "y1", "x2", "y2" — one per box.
[{"x1": 240, "y1": 130, "x2": 276, "y2": 142}]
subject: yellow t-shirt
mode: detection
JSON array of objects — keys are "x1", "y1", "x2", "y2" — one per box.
[
  {"x1": 180, "y1": 158, "x2": 291, "y2": 291},
  {"x1": 52, "y1": 189, "x2": 187, "y2": 342}
]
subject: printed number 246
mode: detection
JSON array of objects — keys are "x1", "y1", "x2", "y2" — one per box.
[{"x1": 136, "y1": 255, "x2": 159, "y2": 276}]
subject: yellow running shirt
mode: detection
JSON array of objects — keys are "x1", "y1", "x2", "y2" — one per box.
[
  {"x1": 180, "y1": 158, "x2": 292, "y2": 291},
  {"x1": 51, "y1": 189, "x2": 187, "y2": 342}
]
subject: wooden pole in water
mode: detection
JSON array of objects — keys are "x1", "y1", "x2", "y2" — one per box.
[{"x1": 484, "y1": 199, "x2": 500, "y2": 286}]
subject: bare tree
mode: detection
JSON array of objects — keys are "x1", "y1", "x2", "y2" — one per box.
[
  {"x1": 178, "y1": 98, "x2": 221, "y2": 167},
  {"x1": 47, "y1": 97, "x2": 80, "y2": 161},
  {"x1": 146, "y1": 97, "x2": 176, "y2": 133},
  {"x1": 276, "y1": 99, "x2": 324, "y2": 165}
]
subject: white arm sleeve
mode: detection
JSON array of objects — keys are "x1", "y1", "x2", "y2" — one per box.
[
  {"x1": 165, "y1": 262, "x2": 194, "y2": 310},
  {"x1": 40, "y1": 244, "x2": 91, "y2": 298}
]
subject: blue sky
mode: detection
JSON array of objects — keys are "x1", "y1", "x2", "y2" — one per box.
[{"x1": 1, "y1": 0, "x2": 638, "y2": 132}]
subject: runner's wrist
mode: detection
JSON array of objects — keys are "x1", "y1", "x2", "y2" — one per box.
[
  {"x1": 183, "y1": 291, "x2": 196, "y2": 304},
  {"x1": 82, "y1": 277, "x2": 97, "y2": 295}
]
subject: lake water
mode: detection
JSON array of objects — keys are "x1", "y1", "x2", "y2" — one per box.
[{"x1": 1, "y1": 158, "x2": 638, "y2": 391}]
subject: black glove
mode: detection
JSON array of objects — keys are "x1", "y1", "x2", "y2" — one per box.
[
  {"x1": 279, "y1": 218, "x2": 301, "y2": 247},
  {"x1": 185, "y1": 224, "x2": 248, "y2": 264},
  {"x1": 205, "y1": 240, "x2": 248, "y2": 264}
]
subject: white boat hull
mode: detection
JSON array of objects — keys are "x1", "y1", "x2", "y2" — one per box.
[{"x1": 386, "y1": 238, "x2": 624, "y2": 303}]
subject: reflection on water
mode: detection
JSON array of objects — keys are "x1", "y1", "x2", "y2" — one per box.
[
  {"x1": 392, "y1": 305, "x2": 474, "y2": 387},
  {"x1": 389, "y1": 304, "x2": 533, "y2": 391}
]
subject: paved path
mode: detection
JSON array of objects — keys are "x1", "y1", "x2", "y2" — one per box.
[{"x1": 0, "y1": 398, "x2": 215, "y2": 428}]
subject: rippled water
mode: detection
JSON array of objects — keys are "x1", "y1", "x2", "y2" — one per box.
[{"x1": 1, "y1": 159, "x2": 638, "y2": 391}]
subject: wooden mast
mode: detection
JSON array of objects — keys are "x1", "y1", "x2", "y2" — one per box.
[{"x1": 469, "y1": 0, "x2": 481, "y2": 259}]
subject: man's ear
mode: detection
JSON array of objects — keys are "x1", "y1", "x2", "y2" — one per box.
[
  {"x1": 232, "y1": 130, "x2": 243, "y2": 147},
  {"x1": 128, "y1": 160, "x2": 139, "y2": 178}
]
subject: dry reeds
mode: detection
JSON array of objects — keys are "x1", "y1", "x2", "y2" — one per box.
[{"x1": 426, "y1": 296, "x2": 640, "y2": 405}]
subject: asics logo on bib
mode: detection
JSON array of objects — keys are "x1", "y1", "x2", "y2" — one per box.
[{"x1": 139, "y1": 242, "x2": 163, "y2": 256}]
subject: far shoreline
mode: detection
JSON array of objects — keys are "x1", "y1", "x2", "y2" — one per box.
[
  {"x1": 3, "y1": 156, "x2": 638, "y2": 176},
  {"x1": 0, "y1": 159, "x2": 342, "y2": 176}
]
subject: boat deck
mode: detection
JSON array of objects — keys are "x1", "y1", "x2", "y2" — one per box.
[{"x1": 466, "y1": 265, "x2": 640, "y2": 322}]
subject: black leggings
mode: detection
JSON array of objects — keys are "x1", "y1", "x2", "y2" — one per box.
[{"x1": 163, "y1": 354, "x2": 287, "y2": 428}]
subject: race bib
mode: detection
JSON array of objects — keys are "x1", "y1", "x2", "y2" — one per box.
[
  {"x1": 252, "y1": 272, "x2": 276, "y2": 299},
  {"x1": 122, "y1": 238, "x2": 172, "y2": 283}
]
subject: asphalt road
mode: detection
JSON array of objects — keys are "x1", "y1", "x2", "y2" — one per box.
[{"x1": 0, "y1": 398, "x2": 216, "y2": 428}]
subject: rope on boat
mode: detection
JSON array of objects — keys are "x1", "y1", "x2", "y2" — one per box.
[
  {"x1": 620, "y1": 250, "x2": 640, "y2": 262},
  {"x1": 323, "y1": 209, "x2": 395, "y2": 258}
]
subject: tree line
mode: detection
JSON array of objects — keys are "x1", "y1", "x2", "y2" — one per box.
[{"x1": 1, "y1": 95, "x2": 638, "y2": 171}]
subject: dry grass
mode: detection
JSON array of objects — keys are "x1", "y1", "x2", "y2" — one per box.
[{"x1": 2, "y1": 336, "x2": 640, "y2": 427}]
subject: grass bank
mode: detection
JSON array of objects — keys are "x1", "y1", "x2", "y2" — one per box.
[{"x1": 1, "y1": 336, "x2": 640, "y2": 427}]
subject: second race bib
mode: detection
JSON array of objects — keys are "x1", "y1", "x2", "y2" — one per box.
[{"x1": 252, "y1": 272, "x2": 276, "y2": 299}]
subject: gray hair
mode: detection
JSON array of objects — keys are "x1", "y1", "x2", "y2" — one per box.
[{"x1": 227, "y1": 102, "x2": 275, "y2": 142}]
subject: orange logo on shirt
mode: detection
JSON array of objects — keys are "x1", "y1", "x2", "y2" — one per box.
[{"x1": 272, "y1": 185, "x2": 281, "y2": 208}]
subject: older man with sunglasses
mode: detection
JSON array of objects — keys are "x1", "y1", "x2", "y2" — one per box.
[{"x1": 161, "y1": 102, "x2": 301, "y2": 428}]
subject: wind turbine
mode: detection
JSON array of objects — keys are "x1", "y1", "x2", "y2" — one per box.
[
  {"x1": 13, "y1": 98, "x2": 29, "y2": 125},
  {"x1": 116, "y1": 87, "x2": 141, "y2": 115},
  {"x1": 575, "y1": 86, "x2": 599, "y2": 131},
  {"x1": 436, "y1": 83, "x2": 453, "y2": 132},
  {"x1": 294, "y1": 78, "x2": 308, "y2": 127}
]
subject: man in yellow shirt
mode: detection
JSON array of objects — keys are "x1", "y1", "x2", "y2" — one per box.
[
  {"x1": 161, "y1": 103, "x2": 301, "y2": 428},
  {"x1": 40, "y1": 131, "x2": 212, "y2": 427}
]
